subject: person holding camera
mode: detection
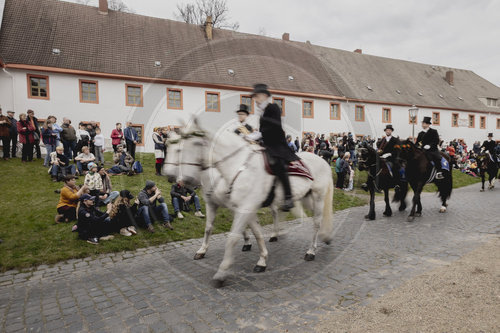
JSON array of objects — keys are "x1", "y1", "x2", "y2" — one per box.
[{"x1": 137, "y1": 180, "x2": 173, "y2": 233}]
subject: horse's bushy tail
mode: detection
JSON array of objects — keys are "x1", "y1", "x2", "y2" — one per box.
[
  {"x1": 318, "y1": 174, "x2": 334, "y2": 244},
  {"x1": 392, "y1": 181, "x2": 408, "y2": 203},
  {"x1": 439, "y1": 170, "x2": 453, "y2": 201}
]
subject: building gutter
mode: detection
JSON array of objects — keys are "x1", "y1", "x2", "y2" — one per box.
[{"x1": 2, "y1": 66, "x2": 15, "y2": 112}]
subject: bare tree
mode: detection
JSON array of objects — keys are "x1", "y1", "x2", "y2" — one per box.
[
  {"x1": 176, "y1": 0, "x2": 239, "y2": 30},
  {"x1": 75, "y1": 0, "x2": 134, "y2": 13}
]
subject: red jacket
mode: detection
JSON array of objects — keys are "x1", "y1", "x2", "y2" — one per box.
[
  {"x1": 17, "y1": 120, "x2": 35, "y2": 144},
  {"x1": 110, "y1": 129, "x2": 123, "y2": 145}
]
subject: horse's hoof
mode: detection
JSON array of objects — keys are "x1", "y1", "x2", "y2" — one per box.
[
  {"x1": 241, "y1": 244, "x2": 252, "y2": 252},
  {"x1": 439, "y1": 207, "x2": 447, "y2": 213},
  {"x1": 407, "y1": 216, "x2": 415, "y2": 222},
  {"x1": 269, "y1": 236, "x2": 278, "y2": 242},
  {"x1": 193, "y1": 253, "x2": 205, "y2": 260},
  {"x1": 212, "y1": 279, "x2": 225, "y2": 288},
  {"x1": 365, "y1": 214, "x2": 375, "y2": 220},
  {"x1": 480, "y1": 189, "x2": 485, "y2": 192},
  {"x1": 253, "y1": 265, "x2": 266, "y2": 273},
  {"x1": 304, "y1": 253, "x2": 315, "y2": 261},
  {"x1": 383, "y1": 212, "x2": 392, "y2": 217},
  {"x1": 414, "y1": 212, "x2": 422, "y2": 217}
]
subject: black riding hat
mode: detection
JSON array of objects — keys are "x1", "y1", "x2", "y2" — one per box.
[
  {"x1": 384, "y1": 124, "x2": 394, "y2": 131},
  {"x1": 422, "y1": 116, "x2": 432, "y2": 124},
  {"x1": 488, "y1": 132, "x2": 493, "y2": 137},
  {"x1": 236, "y1": 104, "x2": 250, "y2": 115},
  {"x1": 251, "y1": 83, "x2": 271, "y2": 97}
]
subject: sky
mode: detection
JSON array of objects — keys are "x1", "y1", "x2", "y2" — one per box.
[{"x1": 1, "y1": 0, "x2": 499, "y2": 86}]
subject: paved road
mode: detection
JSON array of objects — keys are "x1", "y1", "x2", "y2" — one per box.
[{"x1": 0, "y1": 183, "x2": 498, "y2": 333}]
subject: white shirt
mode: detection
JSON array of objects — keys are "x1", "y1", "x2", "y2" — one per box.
[
  {"x1": 385, "y1": 135, "x2": 392, "y2": 142},
  {"x1": 76, "y1": 129, "x2": 90, "y2": 142},
  {"x1": 94, "y1": 134, "x2": 104, "y2": 147}
]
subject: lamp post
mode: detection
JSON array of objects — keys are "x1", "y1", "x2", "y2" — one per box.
[{"x1": 408, "y1": 105, "x2": 419, "y2": 142}]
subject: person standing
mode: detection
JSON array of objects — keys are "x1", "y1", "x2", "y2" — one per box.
[
  {"x1": 6, "y1": 111, "x2": 17, "y2": 158},
  {"x1": 61, "y1": 118, "x2": 77, "y2": 160},
  {"x1": 26, "y1": 109, "x2": 41, "y2": 159},
  {"x1": 416, "y1": 116, "x2": 443, "y2": 179},
  {"x1": 75, "y1": 122, "x2": 90, "y2": 154},
  {"x1": 93, "y1": 127, "x2": 105, "y2": 166},
  {"x1": 17, "y1": 113, "x2": 36, "y2": 162},
  {"x1": 124, "y1": 122, "x2": 138, "y2": 160},
  {"x1": 0, "y1": 108, "x2": 12, "y2": 160},
  {"x1": 152, "y1": 127, "x2": 166, "y2": 176},
  {"x1": 41, "y1": 119, "x2": 58, "y2": 167},
  {"x1": 86, "y1": 123, "x2": 96, "y2": 155},
  {"x1": 110, "y1": 123, "x2": 124, "y2": 153}
]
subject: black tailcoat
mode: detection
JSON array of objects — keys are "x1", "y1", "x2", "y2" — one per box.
[
  {"x1": 416, "y1": 128, "x2": 440, "y2": 152},
  {"x1": 260, "y1": 103, "x2": 299, "y2": 162}
]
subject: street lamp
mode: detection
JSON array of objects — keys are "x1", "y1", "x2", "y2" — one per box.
[{"x1": 408, "y1": 105, "x2": 419, "y2": 142}]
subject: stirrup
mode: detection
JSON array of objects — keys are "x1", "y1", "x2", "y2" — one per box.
[{"x1": 435, "y1": 172, "x2": 444, "y2": 180}]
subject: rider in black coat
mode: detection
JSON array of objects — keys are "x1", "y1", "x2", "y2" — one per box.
[
  {"x1": 480, "y1": 133, "x2": 497, "y2": 162},
  {"x1": 251, "y1": 84, "x2": 299, "y2": 211},
  {"x1": 416, "y1": 116, "x2": 443, "y2": 179},
  {"x1": 377, "y1": 124, "x2": 402, "y2": 186}
]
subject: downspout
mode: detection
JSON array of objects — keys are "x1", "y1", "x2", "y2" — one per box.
[{"x1": 2, "y1": 67, "x2": 15, "y2": 112}]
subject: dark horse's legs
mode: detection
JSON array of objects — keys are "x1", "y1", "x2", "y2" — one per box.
[
  {"x1": 382, "y1": 188, "x2": 392, "y2": 217},
  {"x1": 365, "y1": 186, "x2": 376, "y2": 220},
  {"x1": 408, "y1": 182, "x2": 423, "y2": 222},
  {"x1": 398, "y1": 182, "x2": 408, "y2": 211},
  {"x1": 480, "y1": 170, "x2": 486, "y2": 192}
]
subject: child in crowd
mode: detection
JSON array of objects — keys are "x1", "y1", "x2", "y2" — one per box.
[
  {"x1": 75, "y1": 146, "x2": 95, "y2": 175},
  {"x1": 93, "y1": 127, "x2": 105, "y2": 166},
  {"x1": 84, "y1": 162, "x2": 103, "y2": 202}
]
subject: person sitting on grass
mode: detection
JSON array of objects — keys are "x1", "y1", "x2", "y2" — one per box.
[
  {"x1": 170, "y1": 178, "x2": 205, "y2": 219},
  {"x1": 77, "y1": 194, "x2": 114, "y2": 245},
  {"x1": 137, "y1": 180, "x2": 173, "y2": 233},
  {"x1": 84, "y1": 162, "x2": 103, "y2": 203},
  {"x1": 75, "y1": 146, "x2": 95, "y2": 175},
  {"x1": 97, "y1": 166, "x2": 119, "y2": 205},
  {"x1": 55, "y1": 176, "x2": 88, "y2": 223},
  {"x1": 108, "y1": 190, "x2": 139, "y2": 236},
  {"x1": 108, "y1": 145, "x2": 134, "y2": 175},
  {"x1": 50, "y1": 146, "x2": 77, "y2": 181}
]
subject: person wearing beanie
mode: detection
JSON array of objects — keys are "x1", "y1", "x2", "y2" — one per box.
[{"x1": 137, "y1": 180, "x2": 173, "y2": 233}]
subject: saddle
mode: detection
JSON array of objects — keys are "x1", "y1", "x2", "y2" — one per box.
[
  {"x1": 263, "y1": 152, "x2": 314, "y2": 180},
  {"x1": 430, "y1": 157, "x2": 450, "y2": 172}
]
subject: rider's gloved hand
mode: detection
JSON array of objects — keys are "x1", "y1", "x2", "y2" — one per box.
[
  {"x1": 423, "y1": 145, "x2": 430, "y2": 150},
  {"x1": 381, "y1": 153, "x2": 391, "y2": 159}
]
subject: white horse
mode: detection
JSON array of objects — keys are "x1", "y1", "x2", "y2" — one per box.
[
  {"x1": 164, "y1": 132, "x2": 291, "y2": 262},
  {"x1": 164, "y1": 118, "x2": 335, "y2": 285}
]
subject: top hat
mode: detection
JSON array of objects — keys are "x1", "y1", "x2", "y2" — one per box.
[
  {"x1": 251, "y1": 83, "x2": 271, "y2": 97},
  {"x1": 488, "y1": 132, "x2": 493, "y2": 137},
  {"x1": 422, "y1": 116, "x2": 432, "y2": 124},
  {"x1": 384, "y1": 124, "x2": 394, "y2": 131},
  {"x1": 236, "y1": 104, "x2": 250, "y2": 115}
]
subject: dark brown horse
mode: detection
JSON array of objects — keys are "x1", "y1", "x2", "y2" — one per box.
[
  {"x1": 398, "y1": 140, "x2": 453, "y2": 222},
  {"x1": 477, "y1": 152, "x2": 498, "y2": 191},
  {"x1": 357, "y1": 143, "x2": 408, "y2": 220}
]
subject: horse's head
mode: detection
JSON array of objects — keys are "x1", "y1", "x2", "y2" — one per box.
[
  {"x1": 398, "y1": 139, "x2": 415, "y2": 161},
  {"x1": 357, "y1": 142, "x2": 375, "y2": 171},
  {"x1": 163, "y1": 122, "x2": 208, "y2": 186}
]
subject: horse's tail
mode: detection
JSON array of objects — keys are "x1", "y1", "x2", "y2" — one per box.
[
  {"x1": 318, "y1": 174, "x2": 334, "y2": 244},
  {"x1": 439, "y1": 170, "x2": 453, "y2": 201}
]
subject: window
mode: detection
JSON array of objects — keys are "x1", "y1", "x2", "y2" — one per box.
[
  {"x1": 497, "y1": 118, "x2": 500, "y2": 129},
  {"x1": 480, "y1": 116, "x2": 486, "y2": 129},
  {"x1": 432, "y1": 112, "x2": 440, "y2": 125},
  {"x1": 79, "y1": 79, "x2": 98, "y2": 103},
  {"x1": 27, "y1": 74, "x2": 49, "y2": 99},
  {"x1": 452, "y1": 113, "x2": 459, "y2": 127},
  {"x1": 382, "y1": 107, "x2": 391, "y2": 123},
  {"x1": 126, "y1": 84, "x2": 143, "y2": 107},
  {"x1": 355, "y1": 105, "x2": 365, "y2": 121},
  {"x1": 273, "y1": 97, "x2": 285, "y2": 116},
  {"x1": 356, "y1": 134, "x2": 364, "y2": 141},
  {"x1": 487, "y1": 98, "x2": 498, "y2": 107},
  {"x1": 241, "y1": 95, "x2": 254, "y2": 114},
  {"x1": 167, "y1": 88, "x2": 183, "y2": 109},
  {"x1": 330, "y1": 102, "x2": 341, "y2": 120},
  {"x1": 302, "y1": 100, "x2": 314, "y2": 118},
  {"x1": 129, "y1": 124, "x2": 144, "y2": 146},
  {"x1": 205, "y1": 91, "x2": 220, "y2": 112},
  {"x1": 468, "y1": 114, "x2": 475, "y2": 128},
  {"x1": 409, "y1": 113, "x2": 418, "y2": 124}
]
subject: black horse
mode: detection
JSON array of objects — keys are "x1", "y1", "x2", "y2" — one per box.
[
  {"x1": 398, "y1": 140, "x2": 453, "y2": 222},
  {"x1": 477, "y1": 152, "x2": 498, "y2": 191},
  {"x1": 357, "y1": 143, "x2": 408, "y2": 220}
]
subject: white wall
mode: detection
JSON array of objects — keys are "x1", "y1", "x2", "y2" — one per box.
[{"x1": 2, "y1": 68, "x2": 498, "y2": 152}]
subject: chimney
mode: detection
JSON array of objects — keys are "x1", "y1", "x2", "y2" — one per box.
[
  {"x1": 282, "y1": 33, "x2": 290, "y2": 41},
  {"x1": 354, "y1": 49, "x2": 362, "y2": 54},
  {"x1": 445, "y1": 70, "x2": 454, "y2": 85},
  {"x1": 98, "y1": 0, "x2": 108, "y2": 14},
  {"x1": 205, "y1": 16, "x2": 213, "y2": 40}
]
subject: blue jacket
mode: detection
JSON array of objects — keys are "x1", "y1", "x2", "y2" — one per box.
[{"x1": 124, "y1": 127, "x2": 138, "y2": 142}]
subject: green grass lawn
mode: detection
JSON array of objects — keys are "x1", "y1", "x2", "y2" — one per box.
[{"x1": 0, "y1": 152, "x2": 368, "y2": 272}]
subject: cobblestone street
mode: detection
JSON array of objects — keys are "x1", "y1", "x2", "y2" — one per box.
[{"x1": 0, "y1": 183, "x2": 498, "y2": 333}]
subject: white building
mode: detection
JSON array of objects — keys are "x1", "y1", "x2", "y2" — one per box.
[{"x1": 1, "y1": 0, "x2": 499, "y2": 152}]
